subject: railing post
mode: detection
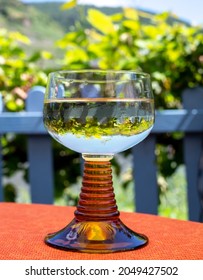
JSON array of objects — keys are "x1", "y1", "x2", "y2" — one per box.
[
  {"x1": 0, "y1": 94, "x2": 3, "y2": 201},
  {"x1": 132, "y1": 135, "x2": 158, "y2": 214},
  {"x1": 198, "y1": 147, "x2": 203, "y2": 221},
  {"x1": 182, "y1": 87, "x2": 203, "y2": 221},
  {"x1": 26, "y1": 86, "x2": 54, "y2": 204}
]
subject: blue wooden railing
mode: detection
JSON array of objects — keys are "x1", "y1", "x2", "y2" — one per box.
[{"x1": 0, "y1": 86, "x2": 203, "y2": 222}]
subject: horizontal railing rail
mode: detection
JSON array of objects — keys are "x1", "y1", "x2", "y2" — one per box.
[{"x1": 0, "y1": 109, "x2": 203, "y2": 134}]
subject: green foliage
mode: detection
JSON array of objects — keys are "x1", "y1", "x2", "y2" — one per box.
[
  {"x1": 0, "y1": 28, "x2": 48, "y2": 111},
  {"x1": 57, "y1": 8, "x2": 203, "y2": 109},
  {"x1": 4, "y1": 183, "x2": 16, "y2": 202}
]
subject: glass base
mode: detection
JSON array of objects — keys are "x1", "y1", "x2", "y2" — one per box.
[{"x1": 45, "y1": 218, "x2": 148, "y2": 253}]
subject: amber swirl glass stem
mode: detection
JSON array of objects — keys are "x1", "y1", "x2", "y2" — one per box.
[{"x1": 45, "y1": 155, "x2": 148, "y2": 253}]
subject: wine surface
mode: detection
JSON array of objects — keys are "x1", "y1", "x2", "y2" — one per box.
[{"x1": 43, "y1": 98, "x2": 154, "y2": 154}]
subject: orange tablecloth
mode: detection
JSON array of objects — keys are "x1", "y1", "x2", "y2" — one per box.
[{"x1": 0, "y1": 202, "x2": 202, "y2": 260}]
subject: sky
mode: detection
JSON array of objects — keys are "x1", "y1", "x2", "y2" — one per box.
[{"x1": 22, "y1": 0, "x2": 203, "y2": 26}]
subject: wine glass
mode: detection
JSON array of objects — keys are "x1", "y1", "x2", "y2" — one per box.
[{"x1": 43, "y1": 70, "x2": 154, "y2": 253}]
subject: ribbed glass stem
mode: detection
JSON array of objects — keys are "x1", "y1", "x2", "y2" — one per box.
[{"x1": 74, "y1": 160, "x2": 120, "y2": 221}]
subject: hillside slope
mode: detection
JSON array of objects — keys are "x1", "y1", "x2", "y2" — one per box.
[{"x1": 0, "y1": 0, "x2": 65, "y2": 55}]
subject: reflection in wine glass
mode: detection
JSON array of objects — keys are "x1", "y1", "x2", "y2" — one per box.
[{"x1": 43, "y1": 70, "x2": 154, "y2": 253}]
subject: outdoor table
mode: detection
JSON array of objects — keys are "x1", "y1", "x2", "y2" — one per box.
[{"x1": 0, "y1": 202, "x2": 202, "y2": 260}]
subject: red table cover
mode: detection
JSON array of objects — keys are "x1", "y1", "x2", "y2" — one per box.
[{"x1": 0, "y1": 202, "x2": 202, "y2": 260}]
